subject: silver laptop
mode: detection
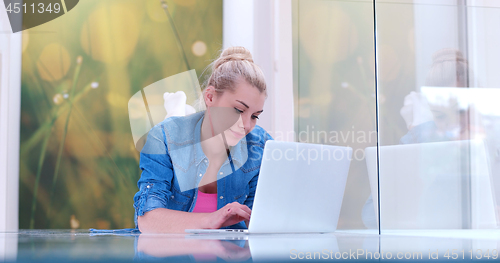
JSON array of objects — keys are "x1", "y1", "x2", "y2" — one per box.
[{"x1": 186, "y1": 140, "x2": 353, "y2": 234}]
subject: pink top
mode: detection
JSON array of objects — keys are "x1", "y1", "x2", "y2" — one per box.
[{"x1": 191, "y1": 189, "x2": 218, "y2": 213}]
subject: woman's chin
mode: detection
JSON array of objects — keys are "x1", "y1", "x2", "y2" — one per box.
[{"x1": 224, "y1": 132, "x2": 242, "y2": 147}]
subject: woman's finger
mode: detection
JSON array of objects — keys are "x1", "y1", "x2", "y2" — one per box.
[
  {"x1": 226, "y1": 206, "x2": 250, "y2": 220},
  {"x1": 234, "y1": 207, "x2": 251, "y2": 220},
  {"x1": 230, "y1": 202, "x2": 252, "y2": 216},
  {"x1": 240, "y1": 206, "x2": 252, "y2": 217}
]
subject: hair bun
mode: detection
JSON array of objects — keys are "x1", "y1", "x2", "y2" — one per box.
[
  {"x1": 432, "y1": 48, "x2": 467, "y2": 64},
  {"x1": 426, "y1": 48, "x2": 471, "y2": 87},
  {"x1": 214, "y1": 46, "x2": 254, "y2": 69}
]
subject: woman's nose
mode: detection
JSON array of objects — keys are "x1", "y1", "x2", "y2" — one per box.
[
  {"x1": 233, "y1": 114, "x2": 244, "y2": 130},
  {"x1": 241, "y1": 115, "x2": 252, "y2": 132},
  {"x1": 236, "y1": 114, "x2": 244, "y2": 129}
]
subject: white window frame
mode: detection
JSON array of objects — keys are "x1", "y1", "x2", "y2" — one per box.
[
  {"x1": 223, "y1": 0, "x2": 294, "y2": 141},
  {"x1": 0, "y1": 3, "x2": 21, "y2": 234}
]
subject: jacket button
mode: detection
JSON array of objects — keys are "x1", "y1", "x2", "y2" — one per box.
[
  {"x1": 146, "y1": 185, "x2": 150, "y2": 188},
  {"x1": 171, "y1": 195, "x2": 174, "y2": 199},
  {"x1": 220, "y1": 196, "x2": 223, "y2": 199},
  {"x1": 199, "y1": 174, "x2": 202, "y2": 177},
  {"x1": 219, "y1": 172, "x2": 223, "y2": 175}
]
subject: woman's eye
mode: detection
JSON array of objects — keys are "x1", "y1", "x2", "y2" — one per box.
[
  {"x1": 252, "y1": 115, "x2": 259, "y2": 120},
  {"x1": 234, "y1": 108, "x2": 243, "y2": 114}
]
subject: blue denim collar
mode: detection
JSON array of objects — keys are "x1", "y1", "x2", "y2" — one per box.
[{"x1": 164, "y1": 111, "x2": 249, "y2": 192}]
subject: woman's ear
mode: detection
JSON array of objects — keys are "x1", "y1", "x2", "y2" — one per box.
[{"x1": 204, "y1": 86, "x2": 216, "y2": 106}]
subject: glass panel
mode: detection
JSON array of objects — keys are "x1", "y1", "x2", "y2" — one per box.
[
  {"x1": 466, "y1": 0, "x2": 500, "y2": 229},
  {"x1": 293, "y1": 0, "x2": 378, "y2": 231},
  {"x1": 376, "y1": 0, "x2": 500, "y2": 230}
]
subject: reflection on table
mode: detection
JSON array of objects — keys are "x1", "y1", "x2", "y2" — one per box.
[{"x1": 2, "y1": 230, "x2": 500, "y2": 261}]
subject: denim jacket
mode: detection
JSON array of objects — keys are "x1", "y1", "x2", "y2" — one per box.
[{"x1": 133, "y1": 111, "x2": 273, "y2": 230}]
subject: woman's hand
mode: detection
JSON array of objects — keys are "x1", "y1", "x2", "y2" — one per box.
[{"x1": 206, "y1": 202, "x2": 251, "y2": 229}]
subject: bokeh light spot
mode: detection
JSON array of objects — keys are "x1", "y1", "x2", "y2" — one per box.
[
  {"x1": 53, "y1": 93, "x2": 64, "y2": 105},
  {"x1": 192, "y1": 41, "x2": 207, "y2": 57}
]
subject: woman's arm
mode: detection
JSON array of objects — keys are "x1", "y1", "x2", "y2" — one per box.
[
  {"x1": 138, "y1": 202, "x2": 252, "y2": 233},
  {"x1": 138, "y1": 208, "x2": 211, "y2": 233}
]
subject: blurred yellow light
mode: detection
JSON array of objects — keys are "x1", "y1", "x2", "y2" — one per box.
[
  {"x1": 37, "y1": 43, "x2": 71, "y2": 82},
  {"x1": 22, "y1": 31, "x2": 29, "y2": 53},
  {"x1": 70, "y1": 215, "x2": 80, "y2": 229},
  {"x1": 147, "y1": 0, "x2": 168, "y2": 22},
  {"x1": 80, "y1": 3, "x2": 140, "y2": 64},
  {"x1": 173, "y1": 0, "x2": 196, "y2": 7},
  {"x1": 106, "y1": 92, "x2": 128, "y2": 108}
]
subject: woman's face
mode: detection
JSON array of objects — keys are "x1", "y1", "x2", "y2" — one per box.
[{"x1": 205, "y1": 80, "x2": 266, "y2": 146}]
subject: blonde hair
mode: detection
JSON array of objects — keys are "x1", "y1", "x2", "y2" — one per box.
[
  {"x1": 194, "y1": 46, "x2": 267, "y2": 111},
  {"x1": 425, "y1": 49, "x2": 471, "y2": 87}
]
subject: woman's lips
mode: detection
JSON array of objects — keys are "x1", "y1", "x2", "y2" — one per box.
[{"x1": 229, "y1": 129, "x2": 244, "y2": 138}]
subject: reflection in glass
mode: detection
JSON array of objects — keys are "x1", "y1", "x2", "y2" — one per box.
[
  {"x1": 136, "y1": 234, "x2": 250, "y2": 261},
  {"x1": 136, "y1": 234, "x2": 339, "y2": 261},
  {"x1": 367, "y1": 140, "x2": 496, "y2": 229},
  {"x1": 0, "y1": 233, "x2": 18, "y2": 262},
  {"x1": 293, "y1": 0, "x2": 377, "y2": 231},
  {"x1": 376, "y1": 0, "x2": 500, "y2": 230},
  {"x1": 5, "y1": 230, "x2": 500, "y2": 262}
]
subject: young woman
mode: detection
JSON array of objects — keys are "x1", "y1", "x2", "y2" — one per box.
[{"x1": 133, "y1": 46, "x2": 273, "y2": 233}]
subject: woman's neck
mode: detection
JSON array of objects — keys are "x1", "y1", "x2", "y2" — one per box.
[{"x1": 200, "y1": 115, "x2": 230, "y2": 162}]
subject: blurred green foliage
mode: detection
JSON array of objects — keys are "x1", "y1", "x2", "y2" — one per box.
[{"x1": 19, "y1": 0, "x2": 222, "y2": 229}]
